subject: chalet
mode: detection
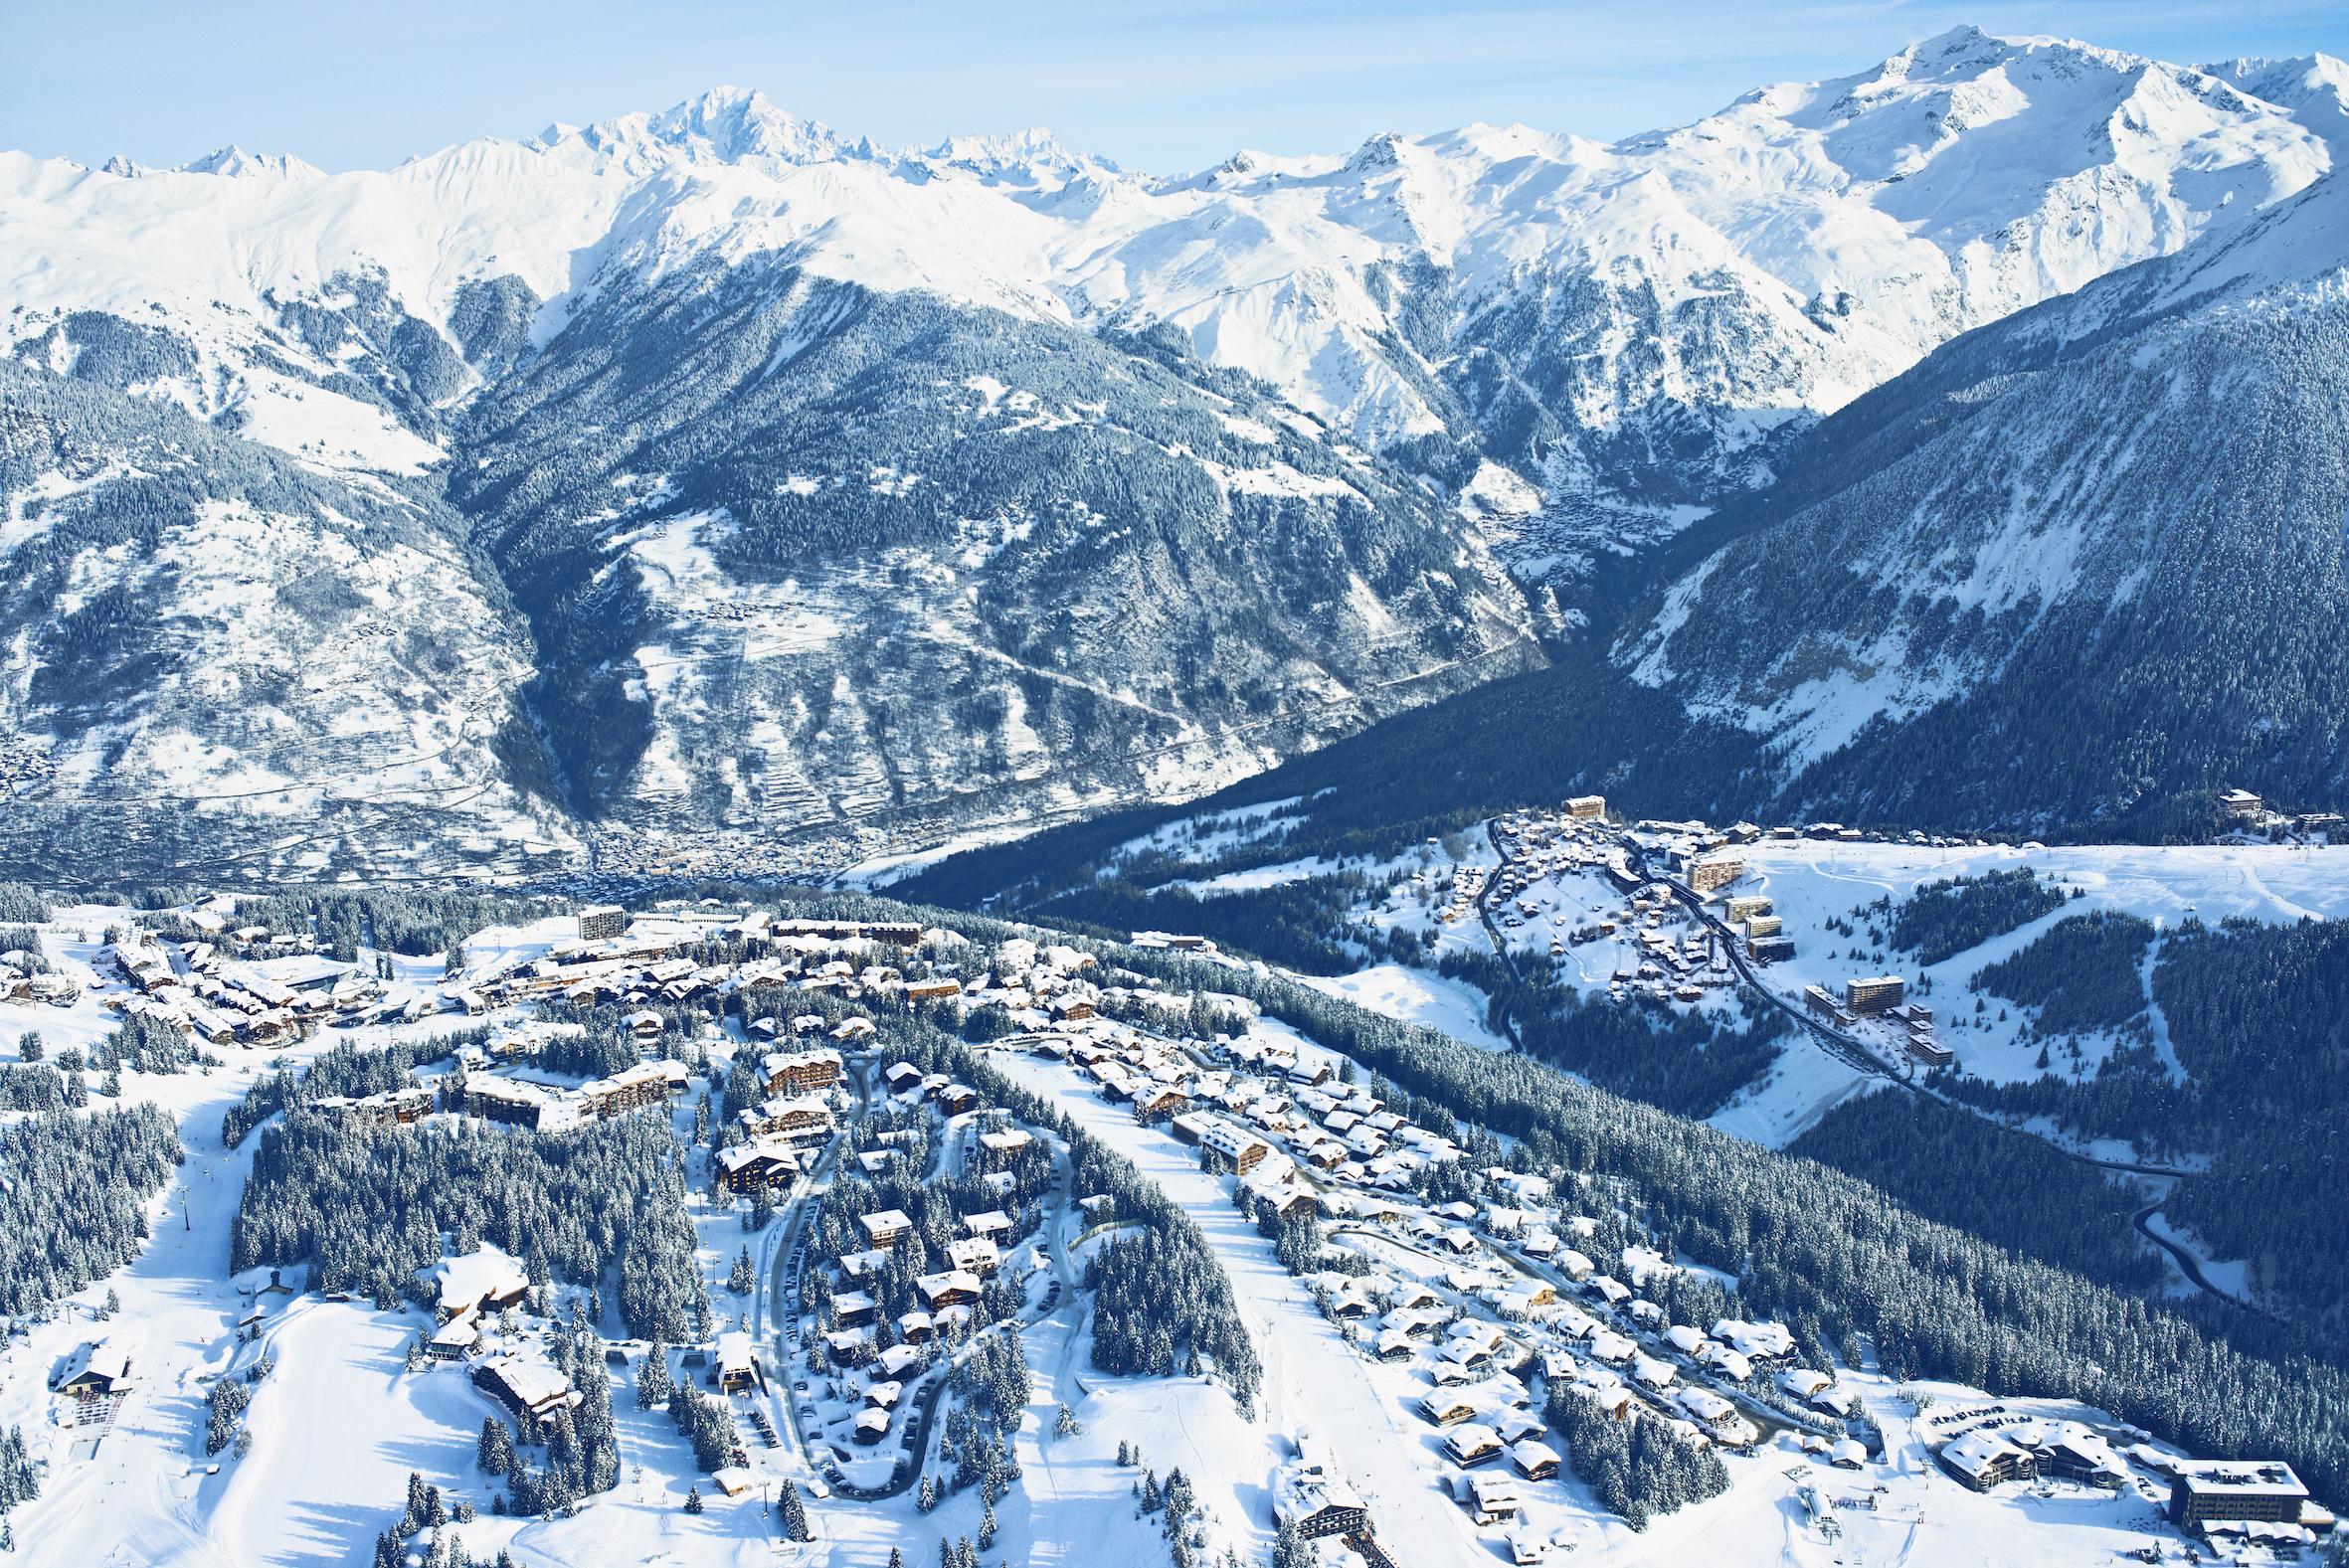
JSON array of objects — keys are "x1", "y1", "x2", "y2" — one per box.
[
  {"x1": 760, "y1": 1047, "x2": 843, "y2": 1096},
  {"x1": 473, "y1": 1355, "x2": 581, "y2": 1433},
  {"x1": 1444, "y1": 1424, "x2": 1504, "y2": 1468},
  {"x1": 715, "y1": 1331, "x2": 760, "y2": 1394},
  {"x1": 853, "y1": 1409, "x2": 891, "y2": 1445},
  {"x1": 624, "y1": 1008, "x2": 664, "y2": 1041},
  {"x1": 882, "y1": 1062, "x2": 924, "y2": 1094},
  {"x1": 1467, "y1": 1473, "x2": 1523, "y2": 1525},
  {"x1": 824, "y1": 1326, "x2": 876, "y2": 1363},
  {"x1": 432, "y1": 1248, "x2": 529, "y2": 1321},
  {"x1": 961, "y1": 1210, "x2": 1013, "y2": 1241},
  {"x1": 1697, "y1": 1344, "x2": 1753, "y2": 1382},
  {"x1": 1565, "y1": 794, "x2": 1605, "y2": 819},
  {"x1": 429, "y1": 1316, "x2": 480, "y2": 1360},
  {"x1": 52, "y1": 1340, "x2": 131, "y2": 1402},
  {"x1": 1675, "y1": 1387, "x2": 1754, "y2": 1446},
  {"x1": 903, "y1": 978, "x2": 963, "y2": 1003},
  {"x1": 715, "y1": 1136, "x2": 801, "y2": 1195},
  {"x1": 975, "y1": 1129, "x2": 1034, "y2": 1159},
  {"x1": 916, "y1": 1270, "x2": 982, "y2": 1309},
  {"x1": 894, "y1": 1312, "x2": 934, "y2": 1346},
  {"x1": 1199, "y1": 1118, "x2": 1272, "y2": 1174},
  {"x1": 315, "y1": 1084, "x2": 433, "y2": 1128},
  {"x1": 1630, "y1": 1353, "x2": 1677, "y2": 1390},
  {"x1": 1133, "y1": 1084, "x2": 1186, "y2": 1120},
  {"x1": 1778, "y1": 1368, "x2": 1833, "y2": 1403},
  {"x1": 739, "y1": 1095, "x2": 834, "y2": 1144},
  {"x1": 1505, "y1": 1529, "x2": 1555, "y2": 1566},
  {"x1": 2219, "y1": 788, "x2": 2264, "y2": 820},
  {"x1": 580, "y1": 1058, "x2": 688, "y2": 1118},
  {"x1": 1418, "y1": 1389, "x2": 1481, "y2": 1427},
  {"x1": 1710, "y1": 1319, "x2": 1796, "y2": 1362},
  {"x1": 1509, "y1": 1440, "x2": 1561, "y2": 1481},
  {"x1": 863, "y1": 1379, "x2": 904, "y2": 1410},
  {"x1": 1938, "y1": 1430, "x2": 2035, "y2": 1491},
  {"x1": 830, "y1": 1292, "x2": 877, "y2": 1328},
  {"x1": 937, "y1": 1084, "x2": 981, "y2": 1117},
  {"x1": 879, "y1": 1342, "x2": 927, "y2": 1378},
  {"x1": 2013, "y1": 1420, "x2": 2125, "y2": 1487},
  {"x1": 1244, "y1": 1177, "x2": 1318, "y2": 1219},
  {"x1": 1571, "y1": 1380, "x2": 1634, "y2": 1421},
  {"x1": 947, "y1": 1237, "x2": 1000, "y2": 1277},
  {"x1": 1275, "y1": 1469, "x2": 1367, "y2": 1540},
  {"x1": 859, "y1": 1210, "x2": 913, "y2": 1250}
]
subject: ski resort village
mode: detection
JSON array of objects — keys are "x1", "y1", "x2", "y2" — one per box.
[{"x1": 0, "y1": 816, "x2": 2340, "y2": 1568}]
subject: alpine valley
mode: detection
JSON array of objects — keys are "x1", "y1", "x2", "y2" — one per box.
[
  {"x1": 6, "y1": 26, "x2": 2348, "y2": 881},
  {"x1": 9, "y1": 21, "x2": 2349, "y2": 1568}
]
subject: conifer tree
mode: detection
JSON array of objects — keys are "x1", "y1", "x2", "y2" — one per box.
[{"x1": 636, "y1": 1344, "x2": 673, "y2": 1409}]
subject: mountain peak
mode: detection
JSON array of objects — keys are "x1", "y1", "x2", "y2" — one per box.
[
  {"x1": 922, "y1": 126, "x2": 1117, "y2": 185},
  {"x1": 538, "y1": 86, "x2": 845, "y2": 169},
  {"x1": 179, "y1": 144, "x2": 325, "y2": 179}
]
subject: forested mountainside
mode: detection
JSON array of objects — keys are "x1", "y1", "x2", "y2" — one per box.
[
  {"x1": 0, "y1": 361, "x2": 570, "y2": 881},
  {"x1": 1614, "y1": 166, "x2": 2349, "y2": 833},
  {"x1": 0, "y1": 29, "x2": 2342, "y2": 878},
  {"x1": 454, "y1": 262, "x2": 1532, "y2": 834},
  {"x1": 913, "y1": 174, "x2": 2349, "y2": 896}
]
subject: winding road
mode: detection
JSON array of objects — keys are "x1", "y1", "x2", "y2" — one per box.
[{"x1": 1466, "y1": 824, "x2": 2273, "y2": 1321}]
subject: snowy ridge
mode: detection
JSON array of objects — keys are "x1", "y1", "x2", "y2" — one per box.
[{"x1": 0, "y1": 28, "x2": 2337, "y2": 512}]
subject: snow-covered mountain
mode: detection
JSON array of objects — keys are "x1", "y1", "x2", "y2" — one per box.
[
  {"x1": 1616, "y1": 162, "x2": 2349, "y2": 830},
  {"x1": 0, "y1": 28, "x2": 2342, "y2": 871},
  {"x1": 4, "y1": 32, "x2": 2333, "y2": 539},
  {"x1": 0, "y1": 358, "x2": 574, "y2": 881}
]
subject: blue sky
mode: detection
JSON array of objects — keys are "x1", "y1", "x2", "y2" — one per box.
[{"x1": 9, "y1": 1, "x2": 2348, "y2": 174}]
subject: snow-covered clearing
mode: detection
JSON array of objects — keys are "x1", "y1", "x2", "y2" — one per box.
[
  {"x1": 1293, "y1": 963, "x2": 1509, "y2": 1053},
  {"x1": 210, "y1": 1306, "x2": 485, "y2": 1566}
]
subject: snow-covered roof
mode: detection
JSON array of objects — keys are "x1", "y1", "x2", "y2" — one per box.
[{"x1": 430, "y1": 1245, "x2": 527, "y2": 1316}]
